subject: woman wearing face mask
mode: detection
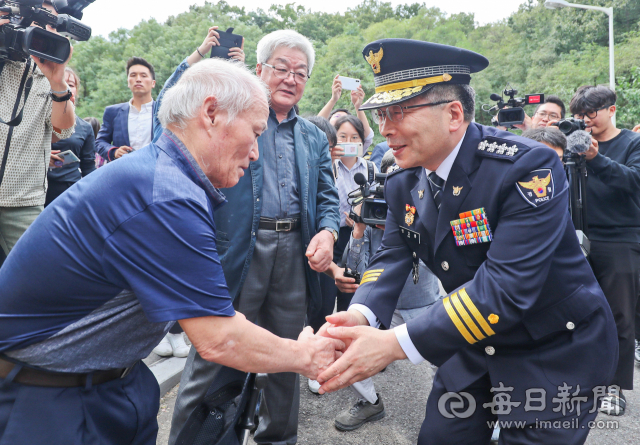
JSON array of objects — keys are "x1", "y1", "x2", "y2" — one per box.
[{"x1": 46, "y1": 67, "x2": 96, "y2": 206}]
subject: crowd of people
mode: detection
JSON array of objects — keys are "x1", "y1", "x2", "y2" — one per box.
[{"x1": 2, "y1": 3, "x2": 640, "y2": 445}]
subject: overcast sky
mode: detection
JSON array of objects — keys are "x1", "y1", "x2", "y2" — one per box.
[{"x1": 81, "y1": 0, "x2": 528, "y2": 38}]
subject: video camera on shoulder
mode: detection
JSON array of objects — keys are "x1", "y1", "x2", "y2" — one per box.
[
  {"x1": 348, "y1": 171, "x2": 388, "y2": 227},
  {"x1": 485, "y1": 85, "x2": 543, "y2": 129},
  {"x1": 0, "y1": 0, "x2": 92, "y2": 64}
]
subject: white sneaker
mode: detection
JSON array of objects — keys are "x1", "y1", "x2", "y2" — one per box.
[
  {"x1": 308, "y1": 379, "x2": 321, "y2": 394},
  {"x1": 152, "y1": 335, "x2": 173, "y2": 357},
  {"x1": 167, "y1": 333, "x2": 190, "y2": 357}
]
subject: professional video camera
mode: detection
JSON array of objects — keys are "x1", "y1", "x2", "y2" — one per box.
[
  {"x1": 0, "y1": 0, "x2": 92, "y2": 64},
  {"x1": 561, "y1": 128, "x2": 592, "y2": 257},
  {"x1": 484, "y1": 85, "x2": 544, "y2": 129},
  {"x1": 348, "y1": 171, "x2": 388, "y2": 227}
]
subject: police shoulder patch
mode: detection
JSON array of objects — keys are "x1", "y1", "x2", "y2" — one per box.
[{"x1": 516, "y1": 168, "x2": 555, "y2": 207}]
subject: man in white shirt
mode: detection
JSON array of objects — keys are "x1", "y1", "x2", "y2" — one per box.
[{"x1": 95, "y1": 57, "x2": 156, "y2": 162}]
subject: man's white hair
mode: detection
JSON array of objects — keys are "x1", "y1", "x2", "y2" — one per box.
[
  {"x1": 256, "y1": 29, "x2": 315, "y2": 74},
  {"x1": 158, "y1": 58, "x2": 269, "y2": 129}
]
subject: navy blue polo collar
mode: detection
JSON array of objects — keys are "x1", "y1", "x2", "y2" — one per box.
[{"x1": 155, "y1": 129, "x2": 227, "y2": 208}]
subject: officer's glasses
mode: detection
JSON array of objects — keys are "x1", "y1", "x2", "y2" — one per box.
[
  {"x1": 534, "y1": 111, "x2": 561, "y2": 120},
  {"x1": 572, "y1": 105, "x2": 612, "y2": 120},
  {"x1": 262, "y1": 63, "x2": 310, "y2": 84},
  {"x1": 371, "y1": 100, "x2": 453, "y2": 124}
]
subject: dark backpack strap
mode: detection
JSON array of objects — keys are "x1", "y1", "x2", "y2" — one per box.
[
  {"x1": 0, "y1": 59, "x2": 34, "y2": 127},
  {"x1": 367, "y1": 160, "x2": 375, "y2": 184},
  {"x1": 0, "y1": 59, "x2": 34, "y2": 189}
]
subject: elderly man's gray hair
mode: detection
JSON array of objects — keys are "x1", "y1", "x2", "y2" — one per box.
[
  {"x1": 257, "y1": 29, "x2": 315, "y2": 74},
  {"x1": 158, "y1": 58, "x2": 269, "y2": 129},
  {"x1": 522, "y1": 127, "x2": 567, "y2": 151}
]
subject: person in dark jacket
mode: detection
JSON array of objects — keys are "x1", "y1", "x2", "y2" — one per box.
[{"x1": 46, "y1": 68, "x2": 96, "y2": 206}]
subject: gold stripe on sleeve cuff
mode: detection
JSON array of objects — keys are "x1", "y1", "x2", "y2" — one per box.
[
  {"x1": 459, "y1": 288, "x2": 496, "y2": 337},
  {"x1": 443, "y1": 297, "x2": 477, "y2": 344},
  {"x1": 451, "y1": 293, "x2": 485, "y2": 341}
]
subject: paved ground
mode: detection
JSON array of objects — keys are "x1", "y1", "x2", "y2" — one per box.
[{"x1": 157, "y1": 361, "x2": 640, "y2": 444}]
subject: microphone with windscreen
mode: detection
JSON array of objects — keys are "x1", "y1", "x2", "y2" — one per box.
[{"x1": 566, "y1": 130, "x2": 592, "y2": 155}]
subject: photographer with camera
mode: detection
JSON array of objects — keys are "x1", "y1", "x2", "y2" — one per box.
[
  {"x1": 514, "y1": 95, "x2": 566, "y2": 131},
  {"x1": 0, "y1": 0, "x2": 76, "y2": 262},
  {"x1": 568, "y1": 85, "x2": 640, "y2": 416}
]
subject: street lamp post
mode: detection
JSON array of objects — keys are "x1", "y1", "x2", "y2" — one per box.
[{"x1": 545, "y1": 0, "x2": 615, "y2": 125}]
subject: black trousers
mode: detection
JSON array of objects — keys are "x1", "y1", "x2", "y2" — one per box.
[
  {"x1": 589, "y1": 240, "x2": 640, "y2": 389},
  {"x1": 308, "y1": 226, "x2": 353, "y2": 332},
  {"x1": 44, "y1": 180, "x2": 75, "y2": 207}
]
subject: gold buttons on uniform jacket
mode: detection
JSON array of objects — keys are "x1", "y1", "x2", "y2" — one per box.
[
  {"x1": 485, "y1": 346, "x2": 495, "y2": 356},
  {"x1": 441, "y1": 261, "x2": 449, "y2": 271}
]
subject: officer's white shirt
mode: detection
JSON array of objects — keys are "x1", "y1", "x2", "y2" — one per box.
[
  {"x1": 127, "y1": 99, "x2": 153, "y2": 150},
  {"x1": 351, "y1": 130, "x2": 467, "y2": 364}
]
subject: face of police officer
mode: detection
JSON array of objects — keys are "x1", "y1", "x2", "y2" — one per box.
[
  {"x1": 531, "y1": 103, "x2": 563, "y2": 129},
  {"x1": 192, "y1": 97, "x2": 268, "y2": 189},
  {"x1": 378, "y1": 94, "x2": 467, "y2": 171}
]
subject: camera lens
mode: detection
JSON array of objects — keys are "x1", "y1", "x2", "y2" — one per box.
[
  {"x1": 557, "y1": 120, "x2": 574, "y2": 135},
  {"x1": 373, "y1": 205, "x2": 387, "y2": 220}
]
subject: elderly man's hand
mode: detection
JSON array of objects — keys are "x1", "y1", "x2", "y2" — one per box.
[
  {"x1": 316, "y1": 325, "x2": 406, "y2": 394},
  {"x1": 306, "y1": 230, "x2": 334, "y2": 272},
  {"x1": 297, "y1": 326, "x2": 345, "y2": 380}
]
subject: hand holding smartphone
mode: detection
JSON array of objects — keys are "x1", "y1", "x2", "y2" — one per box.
[{"x1": 338, "y1": 76, "x2": 361, "y2": 91}]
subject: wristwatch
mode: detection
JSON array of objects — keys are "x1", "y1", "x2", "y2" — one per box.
[{"x1": 321, "y1": 227, "x2": 339, "y2": 243}]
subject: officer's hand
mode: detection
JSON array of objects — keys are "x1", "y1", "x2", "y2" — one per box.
[
  {"x1": 306, "y1": 230, "x2": 334, "y2": 272},
  {"x1": 585, "y1": 137, "x2": 599, "y2": 161},
  {"x1": 316, "y1": 326, "x2": 407, "y2": 394},
  {"x1": 297, "y1": 326, "x2": 345, "y2": 380}
]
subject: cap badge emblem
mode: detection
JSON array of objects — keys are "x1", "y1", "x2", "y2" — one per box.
[{"x1": 365, "y1": 47, "x2": 384, "y2": 74}]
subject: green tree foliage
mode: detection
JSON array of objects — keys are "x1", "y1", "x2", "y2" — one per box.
[{"x1": 72, "y1": 0, "x2": 640, "y2": 130}]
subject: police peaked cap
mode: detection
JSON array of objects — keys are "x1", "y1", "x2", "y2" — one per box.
[{"x1": 360, "y1": 39, "x2": 489, "y2": 110}]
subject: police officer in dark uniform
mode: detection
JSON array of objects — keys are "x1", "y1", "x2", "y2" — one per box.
[{"x1": 315, "y1": 39, "x2": 618, "y2": 444}]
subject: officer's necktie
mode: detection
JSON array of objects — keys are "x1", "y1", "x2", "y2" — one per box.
[{"x1": 428, "y1": 172, "x2": 445, "y2": 211}]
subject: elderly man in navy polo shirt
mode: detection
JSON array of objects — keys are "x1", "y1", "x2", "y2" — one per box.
[{"x1": 0, "y1": 59, "x2": 343, "y2": 445}]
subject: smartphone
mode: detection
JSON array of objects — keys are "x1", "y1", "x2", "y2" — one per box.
[
  {"x1": 338, "y1": 76, "x2": 361, "y2": 91},
  {"x1": 57, "y1": 150, "x2": 80, "y2": 165},
  {"x1": 337, "y1": 142, "x2": 363, "y2": 157},
  {"x1": 210, "y1": 28, "x2": 244, "y2": 60}
]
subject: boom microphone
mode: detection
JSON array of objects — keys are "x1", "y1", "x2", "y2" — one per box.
[{"x1": 566, "y1": 130, "x2": 592, "y2": 155}]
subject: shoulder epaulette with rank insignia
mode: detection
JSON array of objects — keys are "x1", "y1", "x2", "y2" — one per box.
[
  {"x1": 476, "y1": 137, "x2": 531, "y2": 162},
  {"x1": 385, "y1": 164, "x2": 406, "y2": 178}
]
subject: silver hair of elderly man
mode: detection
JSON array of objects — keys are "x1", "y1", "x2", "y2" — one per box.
[
  {"x1": 256, "y1": 29, "x2": 316, "y2": 75},
  {"x1": 158, "y1": 58, "x2": 270, "y2": 130}
]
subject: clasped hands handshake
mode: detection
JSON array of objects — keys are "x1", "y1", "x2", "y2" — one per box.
[{"x1": 297, "y1": 309, "x2": 407, "y2": 393}]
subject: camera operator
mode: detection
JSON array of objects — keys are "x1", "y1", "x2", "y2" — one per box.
[
  {"x1": 0, "y1": 1, "x2": 75, "y2": 262},
  {"x1": 514, "y1": 95, "x2": 566, "y2": 131},
  {"x1": 569, "y1": 85, "x2": 640, "y2": 416}
]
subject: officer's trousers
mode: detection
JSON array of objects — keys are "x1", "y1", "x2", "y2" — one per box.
[
  {"x1": 0, "y1": 361, "x2": 159, "y2": 445},
  {"x1": 419, "y1": 372, "x2": 597, "y2": 445}
]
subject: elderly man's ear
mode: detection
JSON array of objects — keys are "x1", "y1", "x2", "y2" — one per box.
[{"x1": 203, "y1": 96, "x2": 221, "y2": 129}]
